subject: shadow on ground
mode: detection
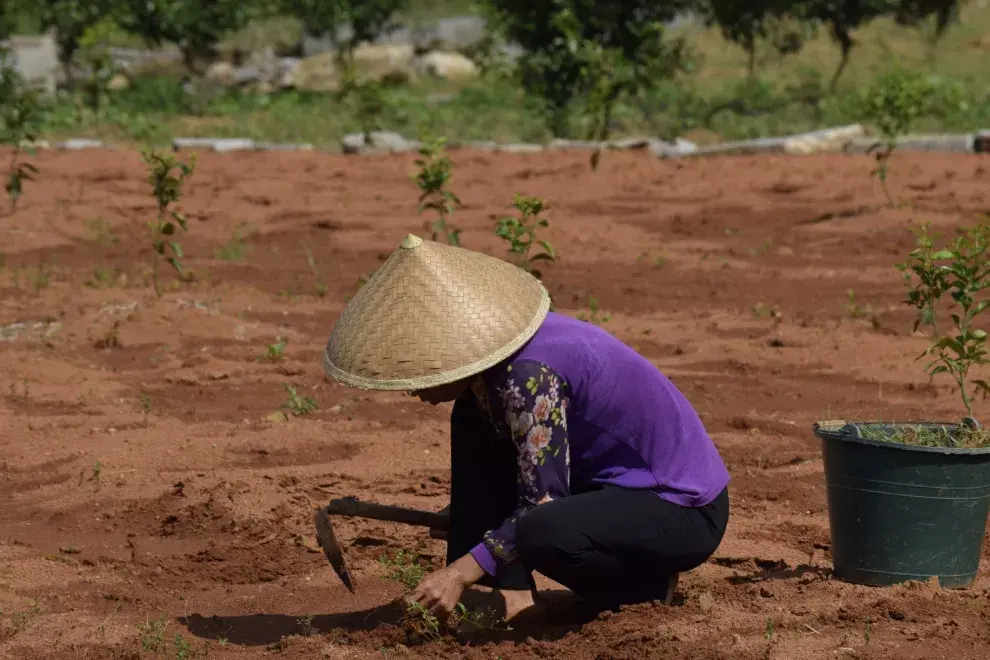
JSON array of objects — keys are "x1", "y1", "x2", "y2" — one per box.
[{"x1": 180, "y1": 591, "x2": 600, "y2": 647}]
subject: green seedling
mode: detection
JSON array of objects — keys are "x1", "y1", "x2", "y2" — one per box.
[
  {"x1": 844, "y1": 289, "x2": 870, "y2": 318},
  {"x1": 863, "y1": 70, "x2": 932, "y2": 207},
  {"x1": 413, "y1": 136, "x2": 461, "y2": 246},
  {"x1": 897, "y1": 221, "x2": 990, "y2": 419},
  {"x1": 495, "y1": 194, "x2": 556, "y2": 278},
  {"x1": 279, "y1": 384, "x2": 317, "y2": 417},
  {"x1": 864, "y1": 616, "x2": 871, "y2": 643},
  {"x1": 216, "y1": 225, "x2": 250, "y2": 261},
  {"x1": 751, "y1": 303, "x2": 782, "y2": 322},
  {"x1": 142, "y1": 149, "x2": 196, "y2": 297},
  {"x1": 260, "y1": 338, "x2": 287, "y2": 362},
  {"x1": 137, "y1": 613, "x2": 170, "y2": 652},
  {"x1": 91, "y1": 461, "x2": 103, "y2": 482},
  {"x1": 303, "y1": 245, "x2": 328, "y2": 297},
  {"x1": 764, "y1": 617, "x2": 775, "y2": 641},
  {"x1": 88, "y1": 266, "x2": 116, "y2": 288},
  {"x1": 637, "y1": 252, "x2": 667, "y2": 268},
  {"x1": 86, "y1": 217, "x2": 117, "y2": 246},
  {"x1": 297, "y1": 613, "x2": 315, "y2": 637},
  {"x1": 379, "y1": 549, "x2": 426, "y2": 590},
  {"x1": 0, "y1": 49, "x2": 42, "y2": 214},
  {"x1": 577, "y1": 296, "x2": 610, "y2": 325}
]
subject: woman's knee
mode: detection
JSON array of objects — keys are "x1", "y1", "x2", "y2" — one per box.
[{"x1": 515, "y1": 503, "x2": 583, "y2": 568}]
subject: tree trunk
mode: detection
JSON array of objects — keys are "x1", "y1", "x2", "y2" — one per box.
[{"x1": 828, "y1": 22, "x2": 853, "y2": 94}]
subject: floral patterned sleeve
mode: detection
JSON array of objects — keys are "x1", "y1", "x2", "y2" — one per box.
[{"x1": 468, "y1": 359, "x2": 571, "y2": 577}]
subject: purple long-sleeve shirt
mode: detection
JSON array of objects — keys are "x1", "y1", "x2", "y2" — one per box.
[{"x1": 466, "y1": 311, "x2": 731, "y2": 578}]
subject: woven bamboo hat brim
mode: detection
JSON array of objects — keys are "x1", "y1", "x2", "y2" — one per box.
[{"x1": 323, "y1": 233, "x2": 550, "y2": 391}]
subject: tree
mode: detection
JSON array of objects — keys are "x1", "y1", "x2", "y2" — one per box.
[
  {"x1": 279, "y1": 0, "x2": 406, "y2": 89},
  {"x1": 703, "y1": 0, "x2": 802, "y2": 78},
  {"x1": 117, "y1": 0, "x2": 265, "y2": 75},
  {"x1": 894, "y1": 0, "x2": 961, "y2": 58},
  {"x1": 483, "y1": 0, "x2": 694, "y2": 139},
  {"x1": 35, "y1": 0, "x2": 116, "y2": 88},
  {"x1": 801, "y1": 0, "x2": 900, "y2": 92}
]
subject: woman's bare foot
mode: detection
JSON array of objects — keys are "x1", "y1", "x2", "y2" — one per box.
[{"x1": 497, "y1": 588, "x2": 543, "y2": 622}]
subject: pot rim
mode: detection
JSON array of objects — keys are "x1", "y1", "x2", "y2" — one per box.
[{"x1": 812, "y1": 418, "x2": 990, "y2": 455}]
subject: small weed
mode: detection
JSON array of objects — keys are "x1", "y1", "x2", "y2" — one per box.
[
  {"x1": 576, "y1": 296, "x2": 610, "y2": 325},
  {"x1": 379, "y1": 549, "x2": 426, "y2": 590},
  {"x1": 143, "y1": 149, "x2": 196, "y2": 297},
  {"x1": 494, "y1": 194, "x2": 555, "y2": 278},
  {"x1": 88, "y1": 266, "x2": 117, "y2": 288},
  {"x1": 94, "y1": 321, "x2": 121, "y2": 349},
  {"x1": 303, "y1": 245, "x2": 328, "y2": 297},
  {"x1": 749, "y1": 239, "x2": 773, "y2": 257},
  {"x1": 297, "y1": 613, "x2": 315, "y2": 636},
  {"x1": 91, "y1": 461, "x2": 103, "y2": 482},
  {"x1": 279, "y1": 384, "x2": 317, "y2": 417},
  {"x1": 140, "y1": 392, "x2": 151, "y2": 415},
  {"x1": 750, "y1": 303, "x2": 782, "y2": 321},
  {"x1": 137, "y1": 613, "x2": 169, "y2": 652},
  {"x1": 216, "y1": 225, "x2": 250, "y2": 261},
  {"x1": 26, "y1": 259, "x2": 53, "y2": 292},
  {"x1": 413, "y1": 135, "x2": 461, "y2": 246},
  {"x1": 765, "y1": 617, "x2": 775, "y2": 641},
  {"x1": 260, "y1": 338, "x2": 288, "y2": 362},
  {"x1": 86, "y1": 217, "x2": 117, "y2": 246},
  {"x1": 637, "y1": 252, "x2": 667, "y2": 268},
  {"x1": 844, "y1": 289, "x2": 871, "y2": 318},
  {"x1": 174, "y1": 632, "x2": 208, "y2": 659},
  {"x1": 864, "y1": 616, "x2": 871, "y2": 643}
]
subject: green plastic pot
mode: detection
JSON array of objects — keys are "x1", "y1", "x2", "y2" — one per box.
[{"x1": 812, "y1": 418, "x2": 990, "y2": 588}]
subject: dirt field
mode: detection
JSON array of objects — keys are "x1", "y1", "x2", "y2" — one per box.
[{"x1": 1, "y1": 147, "x2": 989, "y2": 660}]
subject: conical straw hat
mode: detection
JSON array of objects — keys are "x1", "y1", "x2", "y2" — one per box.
[{"x1": 323, "y1": 234, "x2": 550, "y2": 391}]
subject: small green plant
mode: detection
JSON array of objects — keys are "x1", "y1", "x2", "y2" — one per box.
[
  {"x1": 764, "y1": 617, "x2": 775, "y2": 641},
  {"x1": 413, "y1": 136, "x2": 461, "y2": 246},
  {"x1": 140, "y1": 392, "x2": 151, "y2": 413},
  {"x1": 297, "y1": 613, "x2": 315, "y2": 637},
  {"x1": 142, "y1": 149, "x2": 196, "y2": 297},
  {"x1": 279, "y1": 384, "x2": 317, "y2": 417},
  {"x1": 379, "y1": 550, "x2": 426, "y2": 590},
  {"x1": 260, "y1": 338, "x2": 287, "y2": 362},
  {"x1": 216, "y1": 225, "x2": 250, "y2": 261},
  {"x1": 897, "y1": 221, "x2": 990, "y2": 418},
  {"x1": 88, "y1": 266, "x2": 116, "y2": 288},
  {"x1": 303, "y1": 245, "x2": 328, "y2": 297},
  {"x1": 91, "y1": 461, "x2": 103, "y2": 482},
  {"x1": 864, "y1": 616, "x2": 871, "y2": 643},
  {"x1": 863, "y1": 70, "x2": 932, "y2": 207},
  {"x1": 495, "y1": 194, "x2": 556, "y2": 278},
  {"x1": 86, "y1": 217, "x2": 117, "y2": 246},
  {"x1": 750, "y1": 303, "x2": 782, "y2": 322},
  {"x1": 576, "y1": 296, "x2": 610, "y2": 325},
  {"x1": 844, "y1": 289, "x2": 870, "y2": 318},
  {"x1": 0, "y1": 48, "x2": 42, "y2": 214},
  {"x1": 137, "y1": 613, "x2": 169, "y2": 652}
]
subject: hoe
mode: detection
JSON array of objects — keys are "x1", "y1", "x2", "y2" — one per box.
[{"x1": 314, "y1": 496, "x2": 449, "y2": 593}]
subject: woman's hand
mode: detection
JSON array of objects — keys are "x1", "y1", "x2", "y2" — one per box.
[{"x1": 407, "y1": 554, "x2": 485, "y2": 617}]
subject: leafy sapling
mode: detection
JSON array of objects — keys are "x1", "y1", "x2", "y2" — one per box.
[
  {"x1": 863, "y1": 70, "x2": 932, "y2": 207},
  {"x1": 495, "y1": 194, "x2": 556, "y2": 278},
  {"x1": 143, "y1": 149, "x2": 195, "y2": 297},
  {"x1": 897, "y1": 221, "x2": 990, "y2": 424},
  {"x1": 0, "y1": 48, "x2": 43, "y2": 214},
  {"x1": 413, "y1": 136, "x2": 461, "y2": 246}
]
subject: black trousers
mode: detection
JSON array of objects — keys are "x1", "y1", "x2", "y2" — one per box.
[{"x1": 446, "y1": 392, "x2": 730, "y2": 610}]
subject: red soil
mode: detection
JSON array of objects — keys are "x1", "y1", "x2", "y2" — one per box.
[{"x1": 1, "y1": 148, "x2": 989, "y2": 660}]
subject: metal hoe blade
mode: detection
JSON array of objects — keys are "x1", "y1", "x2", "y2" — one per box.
[{"x1": 314, "y1": 508, "x2": 355, "y2": 594}]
